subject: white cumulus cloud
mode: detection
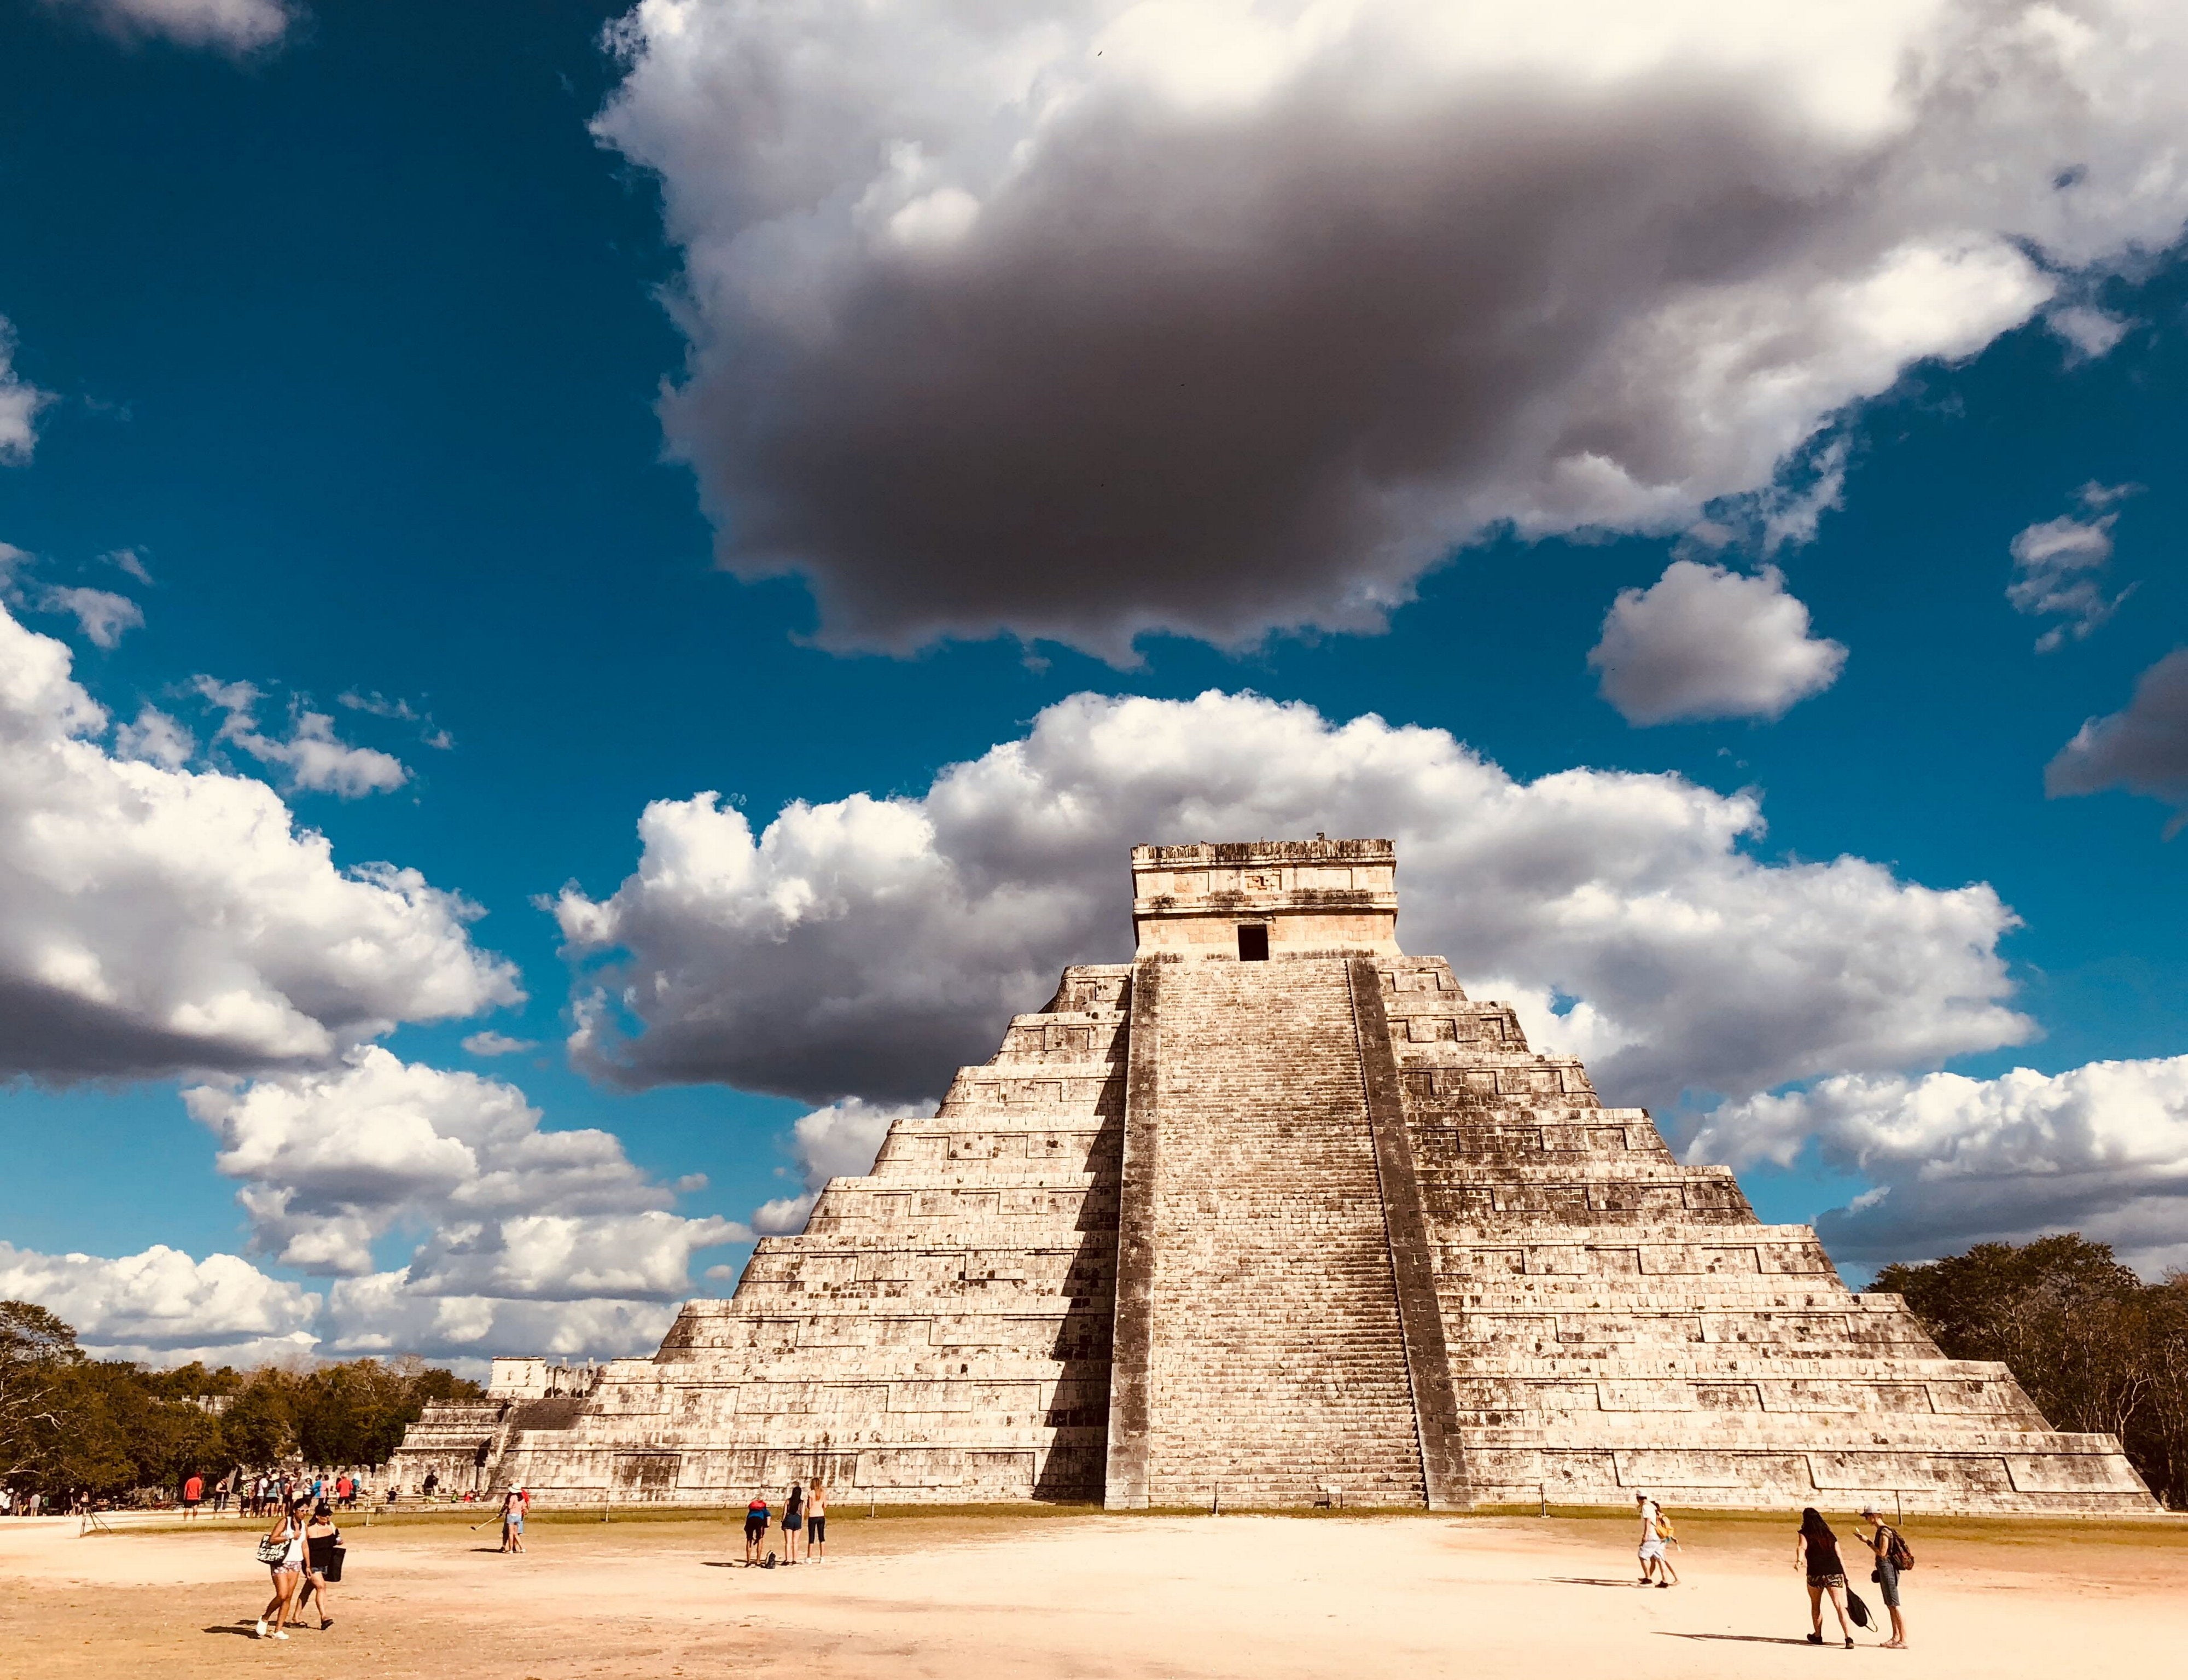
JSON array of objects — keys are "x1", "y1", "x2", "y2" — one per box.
[
  {"x1": 752, "y1": 1097, "x2": 921, "y2": 1234},
  {"x1": 168, "y1": 1048, "x2": 747, "y2": 1362},
  {"x1": 185, "y1": 1047, "x2": 747, "y2": 1283},
  {"x1": 2047, "y1": 647, "x2": 2188, "y2": 835},
  {"x1": 47, "y1": 0, "x2": 291, "y2": 51},
  {"x1": 0, "y1": 1240, "x2": 319, "y2": 1367},
  {"x1": 558, "y1": 690, "x2": 2030, "y2": 1112},
  {"x1": 597, "y1": 0, "x2": 2188, "y2": 656},
  {"x1": 0, "y1": 601, "x2": 519, "y2": 1079},
  {"x1": 1588, "y1": 560, "x2": 1846, "y2": 724},
  {"x1": 1690, "y1": 1056, "x2": 2188, "y2": 1275},
  {"x1": 0, "y1": 1049, "x2": 749, "y2": 1368}
]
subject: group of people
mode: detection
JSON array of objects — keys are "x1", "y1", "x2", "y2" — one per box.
[
  {"x1": 1634, "y1": 1493, "x2": 1913, "y2": 1649},
  {"x1": 252, "y1": 1495, "x2": 344, "y2": 1640},
  {"x1": 182, "y1": 1469, "x2": 371, "y2": 1519},
  {"x1": 741, "y1": 1479, "x2": 827, "y2": 1566}
]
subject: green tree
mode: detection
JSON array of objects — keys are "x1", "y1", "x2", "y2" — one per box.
[
  {"x1": 0, "y1": 1300, "x2": 81, "y2": 1487},
  {"x1": 1873, "y1": 1234, "x2": 2188, "y2": 1507},
  {"x1": 219, "y1": 1370, "x2": 299, "y2": 1469}
]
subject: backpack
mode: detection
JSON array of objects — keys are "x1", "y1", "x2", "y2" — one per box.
[
  {"x1": 1884, "y1": 1526, "x2": 1914, "y2": 1571},
  {"x1": 1653, "y1": 1510, "x2": 1675, "y2": 1542}
]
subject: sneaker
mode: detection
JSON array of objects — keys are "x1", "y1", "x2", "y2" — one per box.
[
  {"x1": 1806, "y1": 1634, "x2": 1824, "y2": 1644},
  {"x1": 1656, "y1": 1582, "x2": 1671, "y2": 1589},
  {"x1": 271, "y1": 1631, "x2": 289, "y2": 1641},
  {"x1": 254, "y1": 1622, "x2": 268, "y2": 1639}
]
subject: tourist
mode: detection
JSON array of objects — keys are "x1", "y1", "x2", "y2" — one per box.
[
  {"x1": 254, "y1": 1496, "x2": 308, "y2": 1640},
  {"x1": 1796, "y1": 1508, "x2": 1857, "y2": 1648},
  {"x1": 500, "y1": 1487, "x2": 527, "y2": 1555},
  {"x1": 1634, "y1": 1493, "x2": 1669, "y2": 1586},
  {"x1": 182, "y1": 1472, "x2": 203, "y2": 1519},
  {"x1": 1858, "y1": 1505, "x2": 1910, "y2": 1649},
  {"x1": 422, "y1": 1469, "x2": 439, "y2": 1501},
  {"x1": 214, "y1": 1468, "x2": 236, "y2": 1514},
  {"x1": 806, "y1": 1480, "x2": 827, "y2": 1560},
  {"x1": 296, "y1": 1501, "x2": 342, "y2": 1631},
  {"x1": 743, "y1": 1490, "x2": 770, "y2": 1565},
  {"x1": 782, "y1": 1480, "x2": 806, "y2": 1563}
]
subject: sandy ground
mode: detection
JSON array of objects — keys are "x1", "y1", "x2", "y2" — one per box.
[{"x1": 2, "y1": 1505, "x2": 2184, "y2": 1679}]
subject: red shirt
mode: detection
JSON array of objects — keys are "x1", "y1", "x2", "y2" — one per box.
[{"x1": 183, "y1": 1476, "x2": 202, "y2": 1502}]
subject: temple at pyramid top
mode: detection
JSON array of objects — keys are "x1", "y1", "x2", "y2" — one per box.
[{"x1": 1132, "y1": 837, "x2": 1400, "y2": 957}]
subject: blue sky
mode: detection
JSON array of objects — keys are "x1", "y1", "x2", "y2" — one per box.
[{"x1": 1, "y1": 0, "x2": 2184, "y2": 1367}]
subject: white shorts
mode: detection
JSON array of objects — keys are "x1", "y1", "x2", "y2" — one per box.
[{"x1": 1638, "y1": 1538, "x2": 1667, "y2": 1562}]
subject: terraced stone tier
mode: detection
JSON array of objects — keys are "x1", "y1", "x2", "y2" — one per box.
[{"x1": 393, "y1": 840, "x2": 2158, "y2": 1517}]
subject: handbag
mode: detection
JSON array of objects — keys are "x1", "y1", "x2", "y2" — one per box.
[
  {"x1": 255, "y1": 1533, "x2": 290, "y2": 1566},
  {"x1": 1844, "y1": 1587, "x2": 1875, "y2": 1631}
]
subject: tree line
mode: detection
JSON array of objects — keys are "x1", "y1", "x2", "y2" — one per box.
[
  {"x1": 1872, "y1": 1233, "x2": 2188, "y2": 1509},
  {"x1": 0, "y1": 1300, "x2": 482, "y2": 1503}
]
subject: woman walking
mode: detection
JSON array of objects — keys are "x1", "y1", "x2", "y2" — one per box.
[
  {"x1": 1796, "y1": 1508, "x2": 1857, "y2": 1648},
  {"x1": 295, "y1": 1501, "x2": 342, "y2": 1631},
  {"x1": 254, "y1": 1495, "x2": 308, "y2": 1640}
]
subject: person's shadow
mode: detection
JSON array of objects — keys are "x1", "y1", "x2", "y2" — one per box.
[
  {"x1": 202, "y1": 1623, "x2": 261, "y2": 1638},
  {"x1": 1658, "y1": 1632, "x2": 1820, "y2": 1646},
  {"x1": 1543, "y1": 1577, "x2": 1650, "y2": 1588}
]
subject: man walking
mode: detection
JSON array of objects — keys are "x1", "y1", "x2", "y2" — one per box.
[
  {"x1": 1858, "y1": 1506, "x2": 1910, "y2": 1648},
  {"x1": 1635, "y1": 1493, "x2": 1672, "y2": 1586}
]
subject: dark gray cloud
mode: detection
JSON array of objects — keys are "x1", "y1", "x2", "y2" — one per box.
[
  {"x1": 2047, "y1": 648, "x2": 2188, "y2": 835},
  {"x1": 1588, "y1": 560, "x2": 1844, "y2": 725},
  {"x1": 598, "y1": 0, "x2": 2188, "y2": 657}
]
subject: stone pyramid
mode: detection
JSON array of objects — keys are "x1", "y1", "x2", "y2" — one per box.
[{"x1": 395, "y1": 840, "x2": 2154, "y2": 1513}]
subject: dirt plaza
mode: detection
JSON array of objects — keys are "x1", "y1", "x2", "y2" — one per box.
[{"x1": 1, "y1": 1504, "x2": 2183, "y2": 1680}]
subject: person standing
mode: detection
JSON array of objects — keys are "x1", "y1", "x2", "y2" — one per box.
[
  {"x1": 806, "y1": 1480, "x2": 827, "y2": 1561},
  {"x1": 499, "y1": 1487, "x2": 527, "y2": 1554},
  {"x1": 422, "y1": 1469, "x2": 439, "y2": 1501},
  {"x1": 743, "y1": 1491, "x2": 770, "y2": 1566},
  {"x1": 782, "y1": 1481, "x2": 805, "y2": 1563},
  {"x1": 1797, "y1": 1508, "x2": 1857, "y2": 1648},
  {"x1": 1858, "y1": 1506, "x2": 1910, "y2": 1649},
  {"x1": 182, "y1": 1473, "x2": 203, "y2": 1519}
]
